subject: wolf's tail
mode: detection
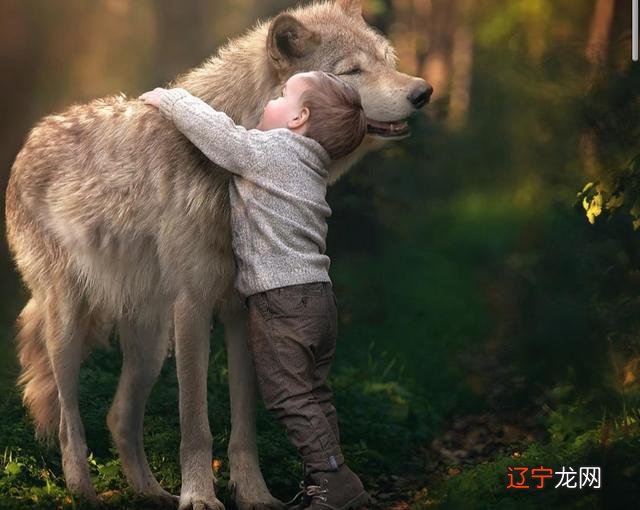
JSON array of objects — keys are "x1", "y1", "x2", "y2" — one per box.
[{"x1": 16, "y1": 298, "x2": 60, "y2": 441}]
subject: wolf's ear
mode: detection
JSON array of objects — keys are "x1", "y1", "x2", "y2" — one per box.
[
  {"x1": 337, "y1": 0, "x2": 362, "y2": 18},
  {"x1": 267, "y1": 14, "x2": 320, "y2": 69}
]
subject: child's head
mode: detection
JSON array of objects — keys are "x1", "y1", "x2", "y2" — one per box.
[{"x1": 257, "y1": 71, "x2": 367, "y2": 160}]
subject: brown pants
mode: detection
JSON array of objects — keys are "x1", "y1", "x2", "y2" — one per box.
[{"x1": 246, "y1": 282, "x2": 344, "y2": 473}]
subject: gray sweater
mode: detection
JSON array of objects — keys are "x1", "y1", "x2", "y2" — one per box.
[{"x1": 157, "y1": 88, "x2": 333, "y2": 298}]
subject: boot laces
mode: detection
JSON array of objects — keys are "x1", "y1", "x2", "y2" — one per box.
[
  {"x1": 307, "y1": 478, "x2": 329, "y2": 502},
  {"x1": 284, "y1": 479, "x2": 329, "y2": 507},
  {"x1": 284, "y1": 480, "x2": 307, "y2": 507}
]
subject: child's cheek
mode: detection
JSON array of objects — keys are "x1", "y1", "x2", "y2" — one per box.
[{"x1": 267, "y1": 107, "x2": 276, "y2": 121}]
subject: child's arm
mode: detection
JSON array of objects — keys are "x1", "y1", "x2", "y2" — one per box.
[{"x1": 140, "y1": 87, "x2": 273, "y2": 176}]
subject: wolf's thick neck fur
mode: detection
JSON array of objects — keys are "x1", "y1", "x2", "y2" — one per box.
[{"x1": 174, "y1": 22, "x2": 276, "y2": 130}]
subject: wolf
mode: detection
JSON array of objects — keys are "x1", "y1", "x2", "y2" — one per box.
[{"x1": 4, "y1": 1, "x2": 431, "y2": 508}]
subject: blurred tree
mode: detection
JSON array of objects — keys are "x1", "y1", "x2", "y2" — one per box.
[
  {"x1": 447, "y1": 0, "x2": 473, "y2": 129},
  {"x1": 581, "y1": 0, "x2": 617, "y2": 178},
  {"x1": 586, "y1": 0, "x2": 616, "y2": 70}
]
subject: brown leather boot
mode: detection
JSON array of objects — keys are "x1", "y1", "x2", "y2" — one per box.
[{"x1": 302, "y1": 464, "x2": 370, "y2": 510}]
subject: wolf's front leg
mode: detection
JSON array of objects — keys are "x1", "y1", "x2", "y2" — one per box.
[
  {"x1": 174, "y1": 293, "x2": 224, "y2": 510},
  {"x1": 221, "y1": 307, "x2": 286, "y2": 510}
]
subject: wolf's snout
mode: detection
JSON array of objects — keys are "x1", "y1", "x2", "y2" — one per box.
[{"x1": 407, "y1": 82, "x2": 433, "y2": 109}]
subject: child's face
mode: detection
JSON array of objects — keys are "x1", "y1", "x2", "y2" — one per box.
[{"x1": 257, "y1": 73, "x2": 313, "y2": 133}]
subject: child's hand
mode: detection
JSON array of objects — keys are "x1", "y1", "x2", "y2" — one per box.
[{"x1": 139, "y1": 87, "x2": 167, "y2": 107}]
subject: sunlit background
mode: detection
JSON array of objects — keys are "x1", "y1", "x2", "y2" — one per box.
[{"x1": 1, "y1": 1, "x2": 638, "y2": 508}]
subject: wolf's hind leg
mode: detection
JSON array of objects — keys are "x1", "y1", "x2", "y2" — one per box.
[
  {"x1": 222, "y1": 307, "x2": 286, "y2": 510},
  {"x1": 44, "y1": 294, "x2": 97, "y2": 502},
  {"x1": 107, "y1": 316, "x2": 178, "y2": 504}
]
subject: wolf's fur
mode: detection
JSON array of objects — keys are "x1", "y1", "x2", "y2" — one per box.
[{"x1": 5, "y1": 1, "x2": 428, "y2": 508}]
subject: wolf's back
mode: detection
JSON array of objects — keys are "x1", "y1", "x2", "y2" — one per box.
[
  {"x1": 6, "y1": 96, "x2": 155, "y2": 289},
  {"x1": 6, "y1": 92, "x2": 231, "y2": 322}
]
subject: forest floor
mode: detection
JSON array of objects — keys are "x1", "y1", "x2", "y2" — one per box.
[
  {"x1": 1, "y1": 313, "x2": 639, "y2": 510},
  {"x1": 0, "y1": 334, "x2": 555, "y2": 510},
  {"x1": 364, "y1": 349, "x2": 549, "y2": 509}
]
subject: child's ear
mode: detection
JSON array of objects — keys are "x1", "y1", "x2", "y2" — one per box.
[{"x1": 288, "y1": 107, "x2": 310, "y2": 129}]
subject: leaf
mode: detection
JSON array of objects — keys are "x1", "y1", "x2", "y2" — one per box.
[
  {"x1": 581, "y1": 182, "x2": 595, "y2": 193},
  {"x1": 583, "y1": 193, "x2": 603, "y2": 224},
  {"x1": 4, "y1": 461, "x2": 22, "y2": 476}
]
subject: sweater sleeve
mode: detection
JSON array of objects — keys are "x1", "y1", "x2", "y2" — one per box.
[{"x1": 156, "y1": 87, "x2": 274, "y2": 176}]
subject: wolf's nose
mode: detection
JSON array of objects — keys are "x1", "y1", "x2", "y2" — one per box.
[{"x1": 408, "y1": 83, "x2": 433, "y2": 109}]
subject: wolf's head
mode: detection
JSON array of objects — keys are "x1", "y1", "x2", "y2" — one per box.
[
  {"x1": 265, "y1": 0, "x2": 431, "y2": 181},
  {"x1": 178, "y1": 0, "x2": 431, "y2": 183}
]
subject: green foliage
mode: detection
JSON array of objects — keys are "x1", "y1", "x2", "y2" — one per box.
[
  {"x1": 420, "y1": 416, "x2": 640, "y2": 509},
  {"x1": 577, "y1": 56, "x2": 640, "y2": 229},
  {"x1": 578, "y1": 155, "x2": 640, "y2": 229}
]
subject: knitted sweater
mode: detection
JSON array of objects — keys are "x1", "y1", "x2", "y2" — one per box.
[{"x1": 157, "y1": 88, "x2": 333, "y2": 298}]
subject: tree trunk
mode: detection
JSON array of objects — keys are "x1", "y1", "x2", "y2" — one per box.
[
  {"x1": 581, "y1": 0, "x2": 616, "y2": 178},
  {"x1": 585, "y1": 0, "x2": 615, "y2": 70}
]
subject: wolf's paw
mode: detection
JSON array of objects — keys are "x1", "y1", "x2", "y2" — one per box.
[
  {"x1": 228, "y1": 480, "x2": 286, "y2": 510},
  {"x1": 178, "y1": 493, "x2": 225, "y2": 510}
]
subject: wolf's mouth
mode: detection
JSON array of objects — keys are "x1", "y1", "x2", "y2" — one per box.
[{"x1": 367, "y1": 119, "x2": 410, "y2": 138}]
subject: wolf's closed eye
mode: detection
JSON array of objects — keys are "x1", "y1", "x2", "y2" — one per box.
[{"x1": 338, "y1": 67, "x2": 362, "y2": 76}]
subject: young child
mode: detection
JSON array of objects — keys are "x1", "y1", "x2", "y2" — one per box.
[{"x1": 140, "y1": 71, "x2": 370, "y2": 510}]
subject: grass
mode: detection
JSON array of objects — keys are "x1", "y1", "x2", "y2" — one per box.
[
  {"x1": 0, "y1": 329, "x2": 431, "y2": 509},
  {"x1": 418, "y1": 420, "x2": 640, "y2": 509}
]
